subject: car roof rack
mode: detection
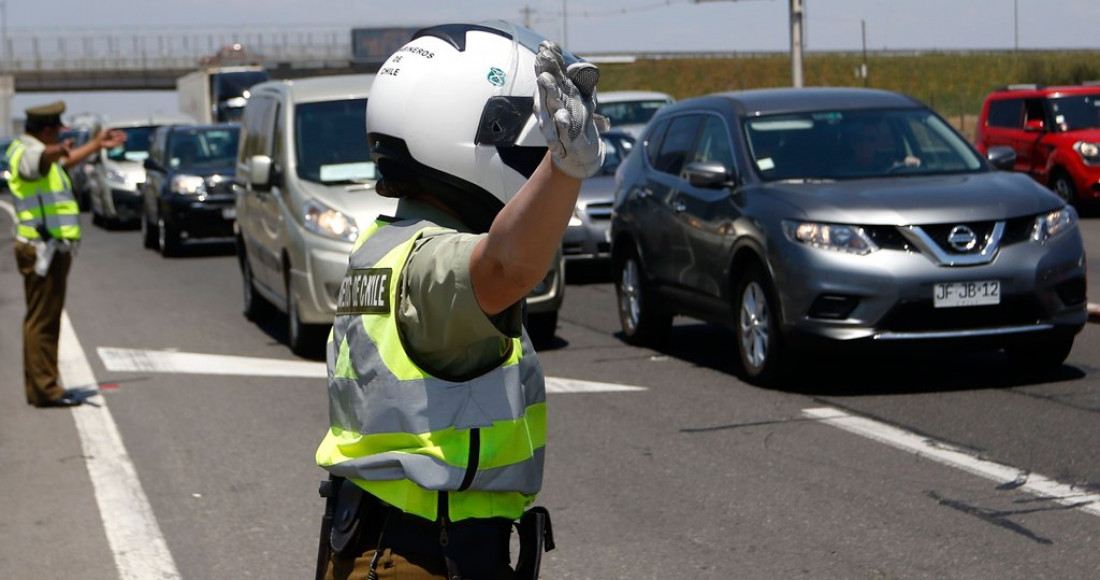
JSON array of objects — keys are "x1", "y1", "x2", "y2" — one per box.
[{"x1": 998, "y1": 83, "x2": 1045, "y2": 91}]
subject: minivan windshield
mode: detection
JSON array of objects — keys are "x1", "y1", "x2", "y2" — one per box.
[
  {"x1": 743, "y1": 108, "x2": 984, "y2": 182},
  {"x1": 106, "y1": 126, "x2": 158, "y2": 162},
  {"x1": 295, "y1": 98, "x2": 376, "y2": 184}
]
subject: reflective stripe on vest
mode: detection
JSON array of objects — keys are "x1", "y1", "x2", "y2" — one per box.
[
  {"x1": 8, "y1": 141, "x2": 80, "y2": 241},
  {"x1": 316, "y1": 219, "x2": 547, "y2": 522}
]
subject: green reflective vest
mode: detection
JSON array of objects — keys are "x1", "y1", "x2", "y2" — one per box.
[
  {"x1": 7, "y1": 139, "x2": 80, "y2": 241},
  {"x1": 316, "y1": 218, "x2": 547, "y2": 523}
]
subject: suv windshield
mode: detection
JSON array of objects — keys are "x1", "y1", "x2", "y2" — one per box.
[
  {"x1": 598, "y1": 99, "x2": 669, "y2": 127},
  {"x1": 1048, "y1": 94, "x2": 1100, "y2": 132},
  {"x1": 743, "y1": 108, "x2": 984, "y2": 182},
  {"x1": 106, "y1": 126, "x2": 158, "y2": 162},
  {"x1": 169, "y1": 127, "x2": 240, "y2": 170},
  {"x1": 294, "y1": 98, "x2": 375, "y2": 184}
]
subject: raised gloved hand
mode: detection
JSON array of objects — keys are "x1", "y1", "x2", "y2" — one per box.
[{"x1": 534, "y1": 41, "x2": 610, "y2": 179}]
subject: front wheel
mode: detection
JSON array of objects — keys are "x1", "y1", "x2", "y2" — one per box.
[
  {"x1": 141, "y1": 210, "x2": 158, "y2": 249},
  {"x1": 1051, "y1": 172, "x2": 1077, "y2": 205},
  {"x1": 734, "y1": 264, "x2": 788, "y2": 387},
  {"x1": 158, "y1": 216, "x2": 181, "y2": 257},
  {"x1": 241, "y1": 253, "x2": 274, "y2": 322},
  {"x1": 615, "y1": 248, "x2": 671, "y2": 346}
]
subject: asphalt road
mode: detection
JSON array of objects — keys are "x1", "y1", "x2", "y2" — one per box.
[{"x1": 3, "y1": 198, "x2": 1100, "y2": 579}]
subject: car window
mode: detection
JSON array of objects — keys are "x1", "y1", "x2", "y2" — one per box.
[
  {"x1": 600, "y1": 133, "x2": 636, "y2": 174},
  {"x1": 169, "y1": 127, "x2": 240, "y2": 170},
  {"x1": 744, "y1": 108, "x2": 983, "y2": 181},
  {"x1": 692, "y1": 115, "x2": 736, "y2": 171},
  {"x1": 1048, "y1": 94, "x2": 1100, "y2": 132},
  {"x1": 294, "y1": 98, "x2": 374, "y2": 184},
  {"x1": 1023, "y1": 98, "x2": 1047, "y2": 129},
  {"x1": 239, "y1": 95, "x2": 276, "y2": 162},
  {"x1": 105, "y1": 126, "x2": 157, "y2": 162},
  {"x1": 645, "y1": 118, "x2": 670, "y2": 168},
  {"x1": 653, "y1": 114, "x2": 702, "y2": 176},
  {"x1": 597, "y1": 98, "x2": 671, "y2": 127},
  {"x1": 986, "y1": 99, "x2": 1023, "y2": 128}
]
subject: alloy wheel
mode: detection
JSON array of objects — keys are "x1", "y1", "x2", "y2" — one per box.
[{"x1": 739, "y1": 281, "x2": 770, "y2": 371}]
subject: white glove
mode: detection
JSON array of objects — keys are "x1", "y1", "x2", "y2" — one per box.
[{"x1": 534, "y1": 41, "x2": 610, "y2": 179}]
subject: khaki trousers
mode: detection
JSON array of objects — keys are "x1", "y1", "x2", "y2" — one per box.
[{"x1": 14, "y1": 240, "x2": 73, "y2": 405}]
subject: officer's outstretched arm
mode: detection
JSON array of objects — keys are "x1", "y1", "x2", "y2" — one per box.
[{"x1": 470, "y1": 41, "x2": 607, "y2": 316}]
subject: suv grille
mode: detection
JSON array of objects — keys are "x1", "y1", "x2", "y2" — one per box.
[{"x1": 878, "y1": 296, "x2": 1043, "y2": 333}]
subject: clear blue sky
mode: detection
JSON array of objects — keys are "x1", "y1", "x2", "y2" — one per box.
[{"x1": 8, "y1": 0, "x2": 1098, "y2": 121}]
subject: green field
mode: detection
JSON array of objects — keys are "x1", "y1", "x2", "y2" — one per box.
[{"x1": 598, "y1": 50, "x2": 1100, "y2": 140}]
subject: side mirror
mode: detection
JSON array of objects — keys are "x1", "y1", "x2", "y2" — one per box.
[
  {"x1": 986, "y1": 146, "x2": 1017, "y2": 171},
  {"x1": 1024, "y1": 119, "x2": 1045, "y2": 132},
  {"x1": 682, "y1": 161, "x2": 735, "y2": 189},
  {"x1": 143, "y1": 157, "x2": 162, "y2": 172},
  {"x1": 249, "y1": 154, "x2": 272, "y2": 190}
]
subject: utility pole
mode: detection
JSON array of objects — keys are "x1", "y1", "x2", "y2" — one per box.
[
  {"x1": 790, "y1": 0, "x2": 804, "y2": 88},
  {"x1": 562, "y1": 0, "x2": 568, "y2": 47},
  {"x1": 860, "y1": 19, "x2": 868, "y2": 87},
  {"x1": 521, "y1": 5, "x2": 535, "y2": 29}
]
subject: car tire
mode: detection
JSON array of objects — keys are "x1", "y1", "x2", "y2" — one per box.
[
  {"x1": 526, "y1": 310, "x2": 558, "y2": 349},
  {"x1": 734, "y1": 263, "x2": 788, "y2": 387},
  {"x1": 615, "y1": 247, "x2": 672, "y2": 346},
  {"x1": 157, "y1": 216, "x2": 181, "y2": 257},
  {"x1": 1004, "y1": 335, "x2": 1074, "y2": 374},
  {"x1": 1050, "y1": 172, "x2": 1076, "y2": 205},
  {"x1": 241, "y1": 253, "x2": 274, "y2": 323},
  {"x1": 286, "y1": 276, "x2": 326, "y2": 358},
  {"x1": 141, "y1": 211, "x2": 158, "y2": 250}
]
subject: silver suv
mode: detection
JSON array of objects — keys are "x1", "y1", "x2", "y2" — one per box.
[{"x1": 610, "y1": 88, "x2": 1087, "y2": 386}]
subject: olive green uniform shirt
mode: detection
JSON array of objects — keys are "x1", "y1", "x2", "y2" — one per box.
[{"x1": 395, "y1": 198, "x2": 524, "y2": 379}]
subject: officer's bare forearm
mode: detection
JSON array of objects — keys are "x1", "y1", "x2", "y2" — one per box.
[{"x1": 471, "y1": 152, "x2": 580, "y2": 315}]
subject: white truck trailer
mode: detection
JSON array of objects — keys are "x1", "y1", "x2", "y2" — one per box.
[{"x1": 177, "y1": 66, "x2": 270, "y2": 124}]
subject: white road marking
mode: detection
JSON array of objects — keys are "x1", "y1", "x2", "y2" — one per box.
[
  {"x1": 97, "y1": 347, "x2": 646, "y2": 393},
  {"x1": 804, "y1": 407, "x2": 1100, "y2": 518},
  {"x1": 60, "y1": 314, "x2": 181, "y2": 580}
]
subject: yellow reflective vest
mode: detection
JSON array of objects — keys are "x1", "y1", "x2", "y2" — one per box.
[
  {"x1": 7, "y1": 139, "x2": 80, "y2": 241},
  {"x1": 316, "y1": 218, "x2": 547, "y2": 523}
]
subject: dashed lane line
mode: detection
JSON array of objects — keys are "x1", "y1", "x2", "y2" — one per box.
[
  {"x1": 803, "y1": 407, "x2": 1100, "y2": 519},
  {"x1": 60, "y1": 313, "x2": 182, "y2": 580},
  {"x1": 97, "y1": 347, "x2": 647, "y2": 393}
]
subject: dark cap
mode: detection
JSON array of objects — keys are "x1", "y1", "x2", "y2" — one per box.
[{"x1": 25, "y1": 100, "x2": 66, "y2": 125}]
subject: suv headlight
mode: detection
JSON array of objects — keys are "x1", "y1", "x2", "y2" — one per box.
[
  {"x1": 782, "y1": 220, "x2": 879, "y2": 255},
  {"x1": 303, "y1": 199, "x2": 358, "y2": 242},
  {"x1": 171, "y1": 174, "x2": 206, "y2": 195},
  {"x1": 1074, "y1": 141, "x2": 1100, "y2": 164},
  {"x1": 1032, "y1": 206, "x2": 1078, "y2": 243}
]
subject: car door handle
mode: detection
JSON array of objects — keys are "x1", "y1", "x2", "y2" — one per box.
[{"x1": 670, "y1": 200, "x2": 687, "y2": 213}]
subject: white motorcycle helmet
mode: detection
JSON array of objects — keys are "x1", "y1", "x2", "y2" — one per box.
[{"x1": 367, "y1": 21, "x2": 582, "y2": 232}]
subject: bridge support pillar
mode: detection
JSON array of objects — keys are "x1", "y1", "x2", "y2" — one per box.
[{"x1": 0, "y1": 76, "x2": 12, "y2": 138}]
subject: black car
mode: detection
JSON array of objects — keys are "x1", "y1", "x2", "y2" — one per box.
[
  {"x1": 140, "y1": 124, "x2": 240, "y2": 256},
  {"x1": 610, "y1": 88, "x2": 1086, "y2": 386}
]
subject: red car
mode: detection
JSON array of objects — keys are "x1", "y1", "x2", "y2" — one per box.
[{"x1": 975, "y1": 84, "x2": 1100, "y2": 205}]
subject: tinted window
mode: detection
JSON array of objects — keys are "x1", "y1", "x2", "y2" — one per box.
[
  {"x1": 168, "y1": 127, "x2": 240, "y2": 170},
  {"x1": 987, "y1": 99, "x2": 1023, "y2": 128},
  {"x1": 1048, "y1": 94, "x2": 1100, "y2": 131},
  {"x1": 653, "y1": 115, "x2": 702, "y2": 176},
  {"x1": 600, "y1": 132, "x2": 635, "y2": 174},
  {"x1": 213, "y1": 71, "x2": 270, "y2": 102},
  {"x1": 294, "y1": 98, "x2": 374, "y2": 184},
  {"x1": 692, "y1": 115, "x2": 736, "y2": 170},
  {"x1": 239, "y1": 96, "x2": 276, "y2": 162},
  {"x1": 645, "y1": 118, "x2": 670, "y2": 168},
  {"x1": 105, "y1": 126, "x2": 158, "y2": 162}
]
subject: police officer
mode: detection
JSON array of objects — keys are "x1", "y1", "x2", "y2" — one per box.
[
  {"x1": 9, "y1": 100, "x2": 125, "y2": 407},
  {"x1": 315, "y1": 21, "x2": 607, "y2": 579}
]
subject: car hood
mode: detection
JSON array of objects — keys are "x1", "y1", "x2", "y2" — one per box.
[
  {"x1": 760, "y1": 172, "x2": 1065, "y2": 224},
  {"x1": 579, "y1": 174, "x2": 617, "y2": 203},
  {"x1": 104, "y1": 159, "x2": 146, "y2": 179},
  {"x1": 294, "y1": 179, "x2": 399, "y2": 223}
]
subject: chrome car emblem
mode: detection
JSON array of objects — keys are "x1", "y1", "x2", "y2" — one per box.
[{"x1": 947, "y1": 225, "x2": 978, "y2": 252}]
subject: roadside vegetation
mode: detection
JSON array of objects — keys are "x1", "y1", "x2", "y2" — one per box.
[{"x1": 599, "y1": 50, "x2": 1100, "y2": 141}]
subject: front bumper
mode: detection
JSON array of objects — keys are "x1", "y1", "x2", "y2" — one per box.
[
  {"x1": 775, "y1": 227, "x2": 1088, "y2": 349},
  {"x1": 109, "y1": 188, "x2": 142, "y2": 222},
  {"x1": 164, "y1": 194, "x2": 236, "y2": 240}
]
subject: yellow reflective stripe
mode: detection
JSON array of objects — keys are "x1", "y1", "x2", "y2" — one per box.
[
  {"x1": 354, "y1": 478, "x2": 440, "y2": 521},
  {"x1": 447, "y1": 489, "x2": 533, "y2": 522},
  {"x1": 317, "y1": 426, "x2": 469, "y2": 468},
  {"x1": 362, "y1": 236, "x2": 428, "y2": 381},
  {"x1": 17, "y1": 224, "x2": 39, "y2": 238},
  {"x1": 352, "y1": 219, "x2": 387, "y2": 253},
  {"x1": 478, "y1": 402, "x2": 546, "y2": 469}
]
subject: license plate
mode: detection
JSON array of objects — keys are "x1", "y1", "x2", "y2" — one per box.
[
  {"x1": 222, "y1": 207, "x2": 237, "y2": 220},
  {"x1": 933, "y1": 280, "x2": 1000, "y2": 308}
]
